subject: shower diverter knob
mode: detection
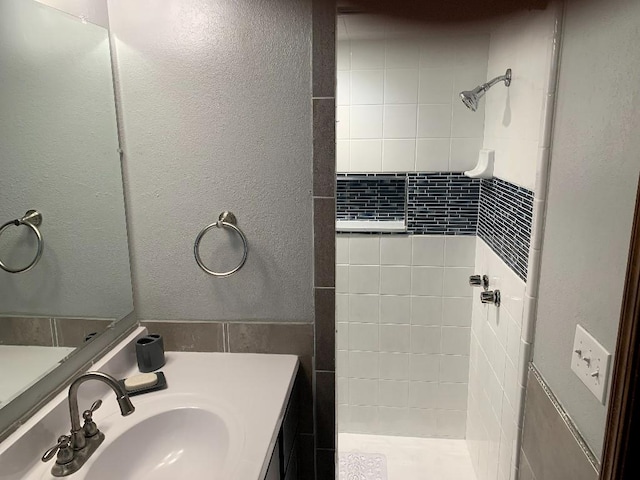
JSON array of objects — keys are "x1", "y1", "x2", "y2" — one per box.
[
  {"x1": 469, "y1": 275, "x2": 489, "y2": 289},
  {"x1": 480, "y1": 290, "x2": 501, "y2": 307}
]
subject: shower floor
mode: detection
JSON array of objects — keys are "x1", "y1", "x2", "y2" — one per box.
[{"x1": 338, "y1": 433, "x2": 477, "y2": 480}]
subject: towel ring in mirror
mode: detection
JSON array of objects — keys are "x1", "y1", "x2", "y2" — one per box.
[{"x1": 0, "y1": 210, "x2": 44, "y2": 274}]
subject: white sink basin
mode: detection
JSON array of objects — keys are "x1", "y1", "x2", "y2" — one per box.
[
  {"x1": 86, "y1": 407, "x2": 232, "y2": 479},
  {"x1": 1, "y1": 329, "x2": 298, "y2": 480},
  {"x1": 65, "y1": 393, "x2": 245, "y2": 480}
]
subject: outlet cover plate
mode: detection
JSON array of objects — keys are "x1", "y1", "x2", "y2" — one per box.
[{"x1": 571, "y1": 324, "x2": 611, "y2": 404}]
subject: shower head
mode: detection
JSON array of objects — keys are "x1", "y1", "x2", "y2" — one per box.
[{"x1": 459, "y1": 68, "x2": 512, "y2": 112}]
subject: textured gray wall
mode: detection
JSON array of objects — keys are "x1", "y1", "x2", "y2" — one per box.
[
  {"x1": 534, "y1": 0, "x2": 640, "y2": 458},
  {"x1": 109, "y1": 0, "x2": 314, "y2": 321},
  {"x1": 0, "y1": 0, "x2": 133, "y2": 319}
]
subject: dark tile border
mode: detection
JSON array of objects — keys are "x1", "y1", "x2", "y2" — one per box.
[
  {"x1": 521, "y1": 365, "x2": 598, "y2": 480},
  {"x1": 140, "y1": 320, "x2": 224, "y2": 352},
  {"x1": 312, "y1": 0, "x2": 336, "y2": 98},
  {"x1": 315, "y1": 288, "x2": 335, "y2": 371},
  {"x1": 0, "y1": 316, "x2": 115, "y2": 348},
  {"x1": 54, "y1": 318, "x2": 113, "y2": 347},
  {"x1": 313, "y1": 99, "x2": 336, "y2": 197},
  {"x1": 0, "y1": 316, "x2": 54, "y2": 346},
  {"x1": 312, "y1": 0, "x2": 336, "y2": 476},
  {"x1": 314, "y1": 197, "x2": 336, "y2": 288}
]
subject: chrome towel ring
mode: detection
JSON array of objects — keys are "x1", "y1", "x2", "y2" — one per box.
[
  {"x1": 0, "y1": 210, "x2": 44, "y2": 274},
  {"x1": 194, "y1": 211, "x2": 248, "y2": 277}
]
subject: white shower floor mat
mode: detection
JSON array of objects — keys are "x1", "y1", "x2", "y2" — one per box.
[
  {"x1": 339, "y1": 451, "x2": 388, "y2": 480},
  {"x1": 338, "y1": 433, "x2": 477, "y2": 480}
]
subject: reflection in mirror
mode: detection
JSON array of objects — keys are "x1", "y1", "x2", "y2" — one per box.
[{"x1": 0, "y1": 0, "x2": 132, "y2": 409}]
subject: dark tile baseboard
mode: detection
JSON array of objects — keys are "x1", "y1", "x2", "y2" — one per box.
[
  {"x1": 0, "y1": 316, "x2": 113, "y2": 347},
  {"x1": 521, "y1": 365, "x2": 599, "y2": 480},
  {"x1": 141, "y1": 321, "x2": 225, "y2": 352},
  {"x1": 0, "y1": 316, "x2": 53, "y2": 346}
]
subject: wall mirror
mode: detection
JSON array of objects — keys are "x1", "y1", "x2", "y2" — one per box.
[{"x1": 0, "y1": 0, "x2": 133, "y2": 419}]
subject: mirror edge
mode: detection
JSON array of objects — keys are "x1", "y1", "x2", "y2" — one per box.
[{"x1": 0, "y1": 313, "x2": 138, "y2": 442}]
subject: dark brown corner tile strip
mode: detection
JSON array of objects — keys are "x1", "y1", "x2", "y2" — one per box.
[
  {"x1": 315, "y1": 371, "x2": 335, "y2": 449},
  {"x1": 314, "y1": 198, "x2": 336, "y2": 288},
  {"x1": 314, "y1": 288, "x2": 335, "y2": 371},
  {"x1": 140, "y1": 321, "x2": 225, "y2": 352},
  {"x1": 312, "y1": 0, "x2": 336, "y2": 98},
  {"x1": 315, "y1": 448, "x2": 336, "y2": 480},
  {"x1": 313, "y1": 98, "x2": 336, "y2": 198},
  {"x1": 521, "y1": 365, "x2": 599, "y2": 480}
]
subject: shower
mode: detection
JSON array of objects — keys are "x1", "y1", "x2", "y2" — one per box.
[{"x1": 459, "y1": 68, "x2": 512, "y2": 111}]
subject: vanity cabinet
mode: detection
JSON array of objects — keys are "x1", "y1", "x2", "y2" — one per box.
[
  {"x1": 264, "y1": 382, "x2": 300, "y2": 480},
  {"x1": 265, "y1": 440, "x2": 282, "y2": 480}
]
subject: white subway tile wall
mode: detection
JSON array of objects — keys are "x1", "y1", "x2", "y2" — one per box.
[
  {"x1": 483, "y1": 8, "x2": 558, "y2": 191},
  {"x1": 466, "y1": 238, "x2": 529, "y2": 480},
  {"x1": 337, "y1": 234, "x2": 475, "y2": 438},
  {"x1": 337, "y1": 34, "x2": 489, "y2": 173},
  {"x1": 464, "y1": 9, "x2": 557, "y2": 480}
]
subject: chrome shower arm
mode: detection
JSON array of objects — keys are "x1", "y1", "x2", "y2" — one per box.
[{"x1": 484, "y1": 68, "x2": 512, "y2": 89}]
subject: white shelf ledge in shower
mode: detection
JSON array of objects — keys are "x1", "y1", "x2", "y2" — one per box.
[{"x1": 336, "y1": 220, "x2": 406, "y2": 233}]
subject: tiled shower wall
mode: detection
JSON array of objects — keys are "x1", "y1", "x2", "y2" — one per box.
[
  {"x1": 336, "y1": 235, "x2": 475, "y2": 437},
  {"x1": 466, "y1": 238, "x2": 528, "y2": 480},
  {"x1": 336, "y1": 31, "x2": 489, "y2": 173},
  {"x1": 465, "y1": 6, "x2": 559, "y2": 480}
]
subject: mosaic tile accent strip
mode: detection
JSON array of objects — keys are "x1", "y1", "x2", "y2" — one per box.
[
  {"x1": 336, "y1": 173, "x2": 534, "y2": 280},
  {"x1": 407, "y1": 173, "x2": 480, "y2": 235},
  {"x1": 478, "y1": 177, "x2": 534, "y2": 281},
  {"x1": 337, "y1": 174, "x2": 406, "y2": 221},
  {"x1": 337, "y1": 173, "x2": 480, "y2": 235}
]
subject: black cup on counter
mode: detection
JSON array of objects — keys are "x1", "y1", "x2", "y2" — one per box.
[{"x1": 135, "y1": 334, "x2": 165, "y2": 372}]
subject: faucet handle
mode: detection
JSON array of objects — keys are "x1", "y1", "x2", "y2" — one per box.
[
  {"x1": 82, "y1": 399, "x2": 102, "y2": 438},
  {"x1": 42, "y1": 435, "x2": 73, "y2": 464},
  {"x1": 84, "y1": 399, "x2": 102, "y2": 419}
]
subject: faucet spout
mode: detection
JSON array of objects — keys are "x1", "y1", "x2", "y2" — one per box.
[{"x1": 68, "y1": 371, "x2": 134, "y2": 450}]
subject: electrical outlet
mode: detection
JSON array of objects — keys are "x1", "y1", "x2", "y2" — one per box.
[{"x1": 571, "y1": 324, "x2": 611, "y2": 404}]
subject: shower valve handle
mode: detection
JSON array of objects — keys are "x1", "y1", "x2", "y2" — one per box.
[
  {"x1": 469, "y1": 275, "x2": 489, "y2": 289},
  {"x1": 481, "y1": 290, "x2": 501, "y2": 307}
]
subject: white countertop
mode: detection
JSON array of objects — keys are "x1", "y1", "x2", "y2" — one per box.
[{"x1": 0, "y1": 328, "x2": 299, "y2": 480}]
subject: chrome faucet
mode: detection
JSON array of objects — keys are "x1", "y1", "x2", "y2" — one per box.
[{"x1": 42, "y1": 371, "x2": 134, "y2": 477}]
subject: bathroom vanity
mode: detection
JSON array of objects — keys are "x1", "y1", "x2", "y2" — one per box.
[{"x1": 0, "y1": 328, "x2": 300, "y2": 480}]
